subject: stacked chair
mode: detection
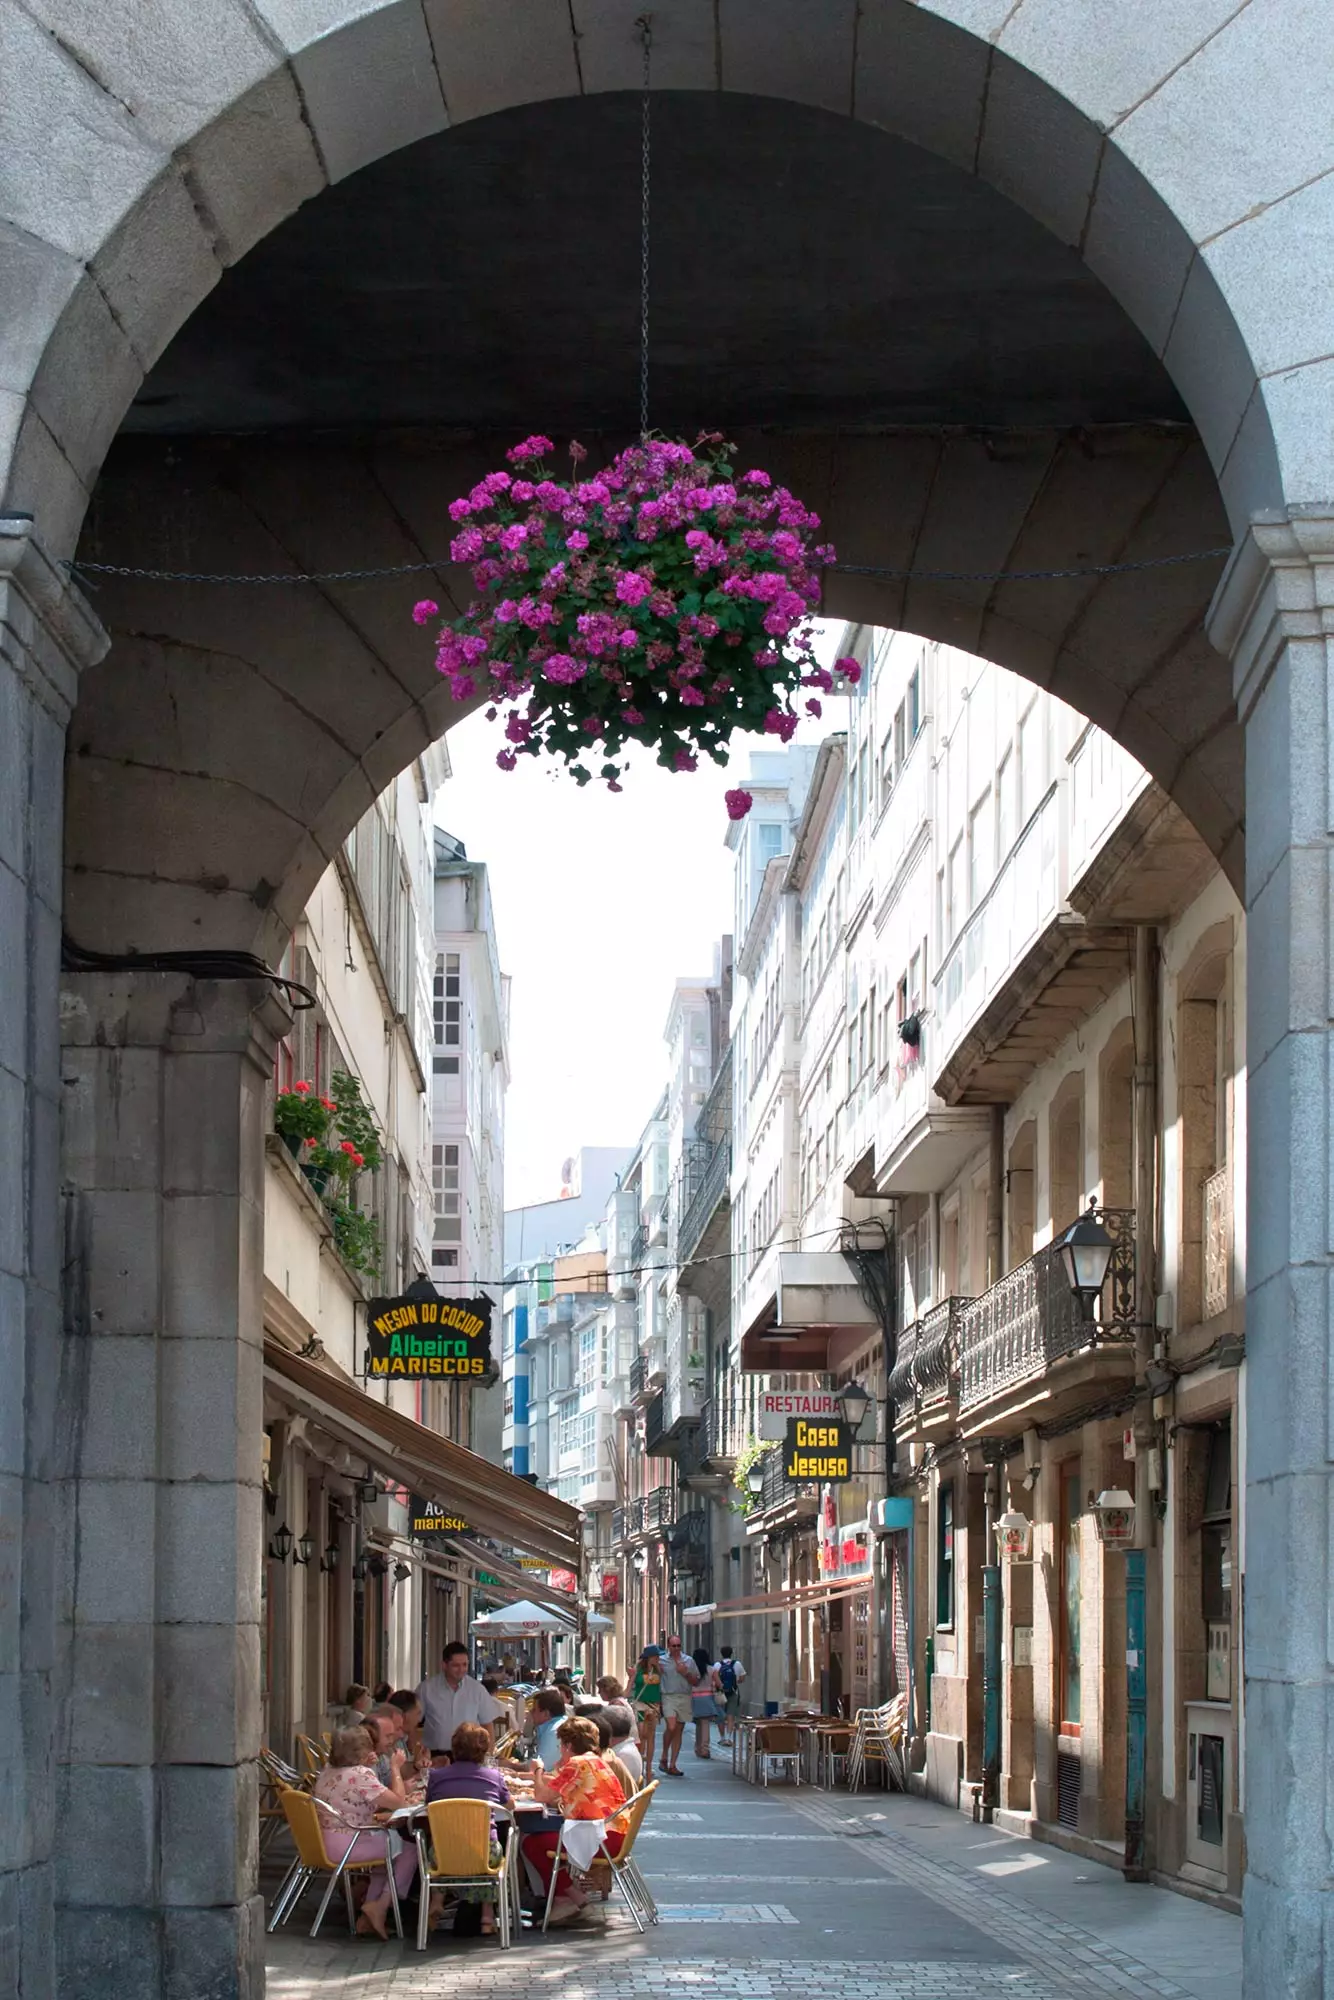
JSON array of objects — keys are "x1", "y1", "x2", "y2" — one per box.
[{"x1": 847, "y1": 1692, "x2": 908, "y2": 1792}]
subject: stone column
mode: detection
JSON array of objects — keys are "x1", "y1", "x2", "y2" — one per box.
[
  {"x1": 0, "y1": 522, "x2": 105, "y2": 2000},
  {"x1": 1209, "y1": 512, "x2": 1334, "y2": 1999},
  {"x1": 57, "y1": 971, "x2": 288, "y2": 2000}
]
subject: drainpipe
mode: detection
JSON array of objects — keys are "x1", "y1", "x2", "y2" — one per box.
[
  {"x1": 981, "y1": 1461, "x2": 1002, "y2": 1816},
  {"x1": 1126, "y1": 923, "x2": 1159, "y2": 1880}
]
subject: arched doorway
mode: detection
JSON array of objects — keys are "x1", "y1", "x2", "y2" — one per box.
[{"x1": 2, "y1": 8, "x2": 1332, "y2": 1994}]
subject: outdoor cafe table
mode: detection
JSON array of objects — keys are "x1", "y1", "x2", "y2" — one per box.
[{"x1": 733, "y1": 1714, "x2": 845, "y2": 1785}]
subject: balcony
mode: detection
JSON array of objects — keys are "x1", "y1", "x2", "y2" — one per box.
[
  {"x1": 644, "y1": 1390, "x2": 666, "y2": 1453},
  {"x1": 669, "y1": 1508, "x2": 709, "y2": 1576},
  {"x1": 746, "y1": 1442, "x2": 819, "y2": 1530},
  {"x1": 1203, "y1": 1167, "x2": 1230, "y2": 1320},
  {"x1": 889, "y1": 1296, "x2": 967, "y2": 1440},
  {"x1": 703, "y1": 1392, "x2": 744, "y2": 1469},
  {"x1": 956, "y1": 1208, "x2": 1136, "y2": 1434},
  {"x1": 629, "y1": 1352, "x2": 650, "y2": 1403},
  {"x1": 612, "y1": 1496, "x2": 645, "y2": 1545},
  {"x1": 678, "y1": 1042, "x2": 733, "y2": 1266},
  {"x1": 643, "y1": 1484, "x2": 674, "y2": 1533}
]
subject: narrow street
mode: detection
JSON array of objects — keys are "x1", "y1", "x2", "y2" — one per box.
[{"x1": 265, "y1": 1760, "x2": 1240, "y2": 2000}]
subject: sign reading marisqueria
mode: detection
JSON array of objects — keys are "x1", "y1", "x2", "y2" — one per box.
[{"x1": 365, "y1": 1277, "x2": 493, "y2": 1380}]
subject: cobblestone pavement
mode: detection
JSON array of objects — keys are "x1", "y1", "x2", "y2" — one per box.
[{"x1": 265, "y1": 1752, "x2": 1240, "y2": 1999}]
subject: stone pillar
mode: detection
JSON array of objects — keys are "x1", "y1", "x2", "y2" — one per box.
[
  {"x1": 0, "y1": 523, "x2": 105, "y2": 2000},
  {"x1": 56, "y1": 970, "x2": 287, "y2": 2000},
  {"x1": 1209, "y1": 513, "x2": 1334, "y2": 1999}
]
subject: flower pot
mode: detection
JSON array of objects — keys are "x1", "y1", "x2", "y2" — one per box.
[
  {"x1": 280, "y1": 1132, "x2": 303, "y2": 1160},
  {"x1": 301, "y1": 1163, "x2": 332, "y2": 1197}
]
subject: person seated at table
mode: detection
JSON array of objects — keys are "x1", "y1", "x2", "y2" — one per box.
[
  {"x1": 372, "y1": 1682, "x2": 392, "y2": 1704},
  {"x1": 522, "y1": 1716, "x2": 628, "y2": 1927},
  {"x1": 552, "y1": 1678, "x2": 577, "y2": 1711},
  {"x1": 589, "y1": 1709, "x2": 639, "y2": 1799},
  {"x1": 387, "y1": 1689, "x2": 427, "y2": 1770},
  {"x1": 528, "y1": 1688, "x2": 566, "y2": 1770},
  {"x1": 327, "y1": 1682, "x2": 371, "y2": 1732},
  {"x1": 603, "y1": 1703, "x2": 643, "y2": 1786},
  {"x1": 312, "y1": 1726, "x2": 416, "y2": 1940},
  {"x1": 365, "y1": 1705, "x2": 407, "y2": 1786},
  {"x1": 424, "y1": 1722, "x2": 510, "y2": 1937}
]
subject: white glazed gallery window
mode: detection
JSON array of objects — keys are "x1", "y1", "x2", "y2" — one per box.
[
  {"x1": 431, "y1": 1247, "x2": 459, "y2": 1269},
  {"x1": 434, "y1": 953, "x2": 462, "y2": 1046}
]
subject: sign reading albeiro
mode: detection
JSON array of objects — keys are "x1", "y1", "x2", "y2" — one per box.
[
  {"x1": 365, "y1": 1277, "x2": 493, "y2": 1380},
  {"x1": 783, "y1": 1416, "x2": 854, "y2": 1485}
]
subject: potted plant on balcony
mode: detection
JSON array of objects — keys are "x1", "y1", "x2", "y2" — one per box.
[
  {"x1": 273, "y1": 1080, "x2": 335, "y2": 1161},
  {"x1": 414, "y1": 435, "x2": 861, "y2": 812},
  {"x1": 326, "y1": 1197, "x2": 381, "y2": 1281}
]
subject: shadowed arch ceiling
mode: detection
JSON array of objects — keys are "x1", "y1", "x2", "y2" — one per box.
[{"x1": 122, "y1": 92, "x2": 1186, "y2": 439}]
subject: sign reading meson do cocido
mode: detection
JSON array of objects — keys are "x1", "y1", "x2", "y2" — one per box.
[
  {"x1": 365, "y1": 1278, "x2": 493, "y2": 1380},
  {"x1": 783, "y1": 1415, "x2": 855, "y2": 1485}
]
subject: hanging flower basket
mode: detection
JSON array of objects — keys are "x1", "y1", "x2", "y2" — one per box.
[{"x1": 414, "y1": 435, "x2": 861, "y2": 816}]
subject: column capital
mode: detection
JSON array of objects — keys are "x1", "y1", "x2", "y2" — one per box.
[
  {"x1": 0, "y1": 515, "x2": 108, "y2": 725},
  {"x1": 61, "y1": 970, "x2": 292, "y2": 1077},
  {"x1": 1207, "y1": 507, "x2": 1334, "y2": 726}
]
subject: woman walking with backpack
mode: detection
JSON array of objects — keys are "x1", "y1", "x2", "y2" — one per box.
[{"x1": 715, "y1": 1646, "x2": 746, "y2": 1746}]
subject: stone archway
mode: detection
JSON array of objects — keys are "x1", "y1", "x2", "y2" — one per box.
[{"x1": 2, "y1": 7, "x2": 1333, "y2": 1997}]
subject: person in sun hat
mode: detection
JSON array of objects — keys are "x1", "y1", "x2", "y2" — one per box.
[{"x1": 631, "y1": 1645, "x2": 664, "y2": 1770}]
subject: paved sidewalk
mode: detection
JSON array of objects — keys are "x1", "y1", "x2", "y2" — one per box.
[{"x1": 265, "y1": 1750, "x2": 1240, "y2": 1998}]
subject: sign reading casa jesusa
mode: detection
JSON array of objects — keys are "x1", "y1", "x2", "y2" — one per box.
[
  {"x1": 783, "y1": 1416, "x2": 854, "y2": 1484},
  {"x1": 365, "y1": 1277, "x2": 493, "y2": 1380}
]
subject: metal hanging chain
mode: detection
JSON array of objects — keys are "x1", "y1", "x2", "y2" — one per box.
[
  {"x1": 64, "y1": 546, "x2": 1232, "y2": 588},
  {"x1": 638, "y1": 14, "x2": 653, "y2": 441}
]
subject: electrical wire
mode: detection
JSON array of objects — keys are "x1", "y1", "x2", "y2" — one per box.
[
  {"x1": 62, "y1": 546, "x2": 1232, "y2": 589},
  {"x1": 61, "y1": 934, "x2": 317, "y2": 1011}
]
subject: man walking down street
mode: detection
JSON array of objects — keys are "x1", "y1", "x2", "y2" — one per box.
[
  {"x1": 716, "y1": 1645, "x2": 746, "y2": 1744},
  {"x1": 657, "y1": 1634, "x2": 700, "y2": 1777},
  {"x1": 415, "y1": 1640, "x2": 507, "y2": 1755}
]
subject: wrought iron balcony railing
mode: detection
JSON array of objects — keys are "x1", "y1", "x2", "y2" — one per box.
[
  {"x1": 644, "y1": 1389, "x2": 666, "y2": 1453},
  {"x1": 888, "y1": 1296, "x2": 967, "y2": 1415},
  {"x1": 643, "y1": 1483, "x2": 674, "y2": 1533},
  {"x1": 629, "y1": 1352, "x2": 648, "y2": 1401},
  {"x1": 957, "y1": 1207, "x2": 1135, "y2": 1415},
  {"x1": 669, "y1": 1507, "x2": 709, "y2": 1574}
]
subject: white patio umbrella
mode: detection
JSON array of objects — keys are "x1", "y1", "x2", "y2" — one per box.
[{"x1": 469, "y1": 1598, "x2": 577, "y2": 1635}]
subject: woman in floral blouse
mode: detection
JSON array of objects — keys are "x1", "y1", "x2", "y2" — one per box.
[
  {"x1": 312, "y1": 1726, "x2": 417, "y2": 1938},
  {"x1": 521, "y1": 1715, "x2": 628, "y2": 1925}
]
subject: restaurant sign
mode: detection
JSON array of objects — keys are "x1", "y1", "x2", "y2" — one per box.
[
  {"x1": 365, "y1": 1278, "x2": 493, "y2": 1380},
  {"x1": 783, "y1": 1416, "x2": 855, "y2": 1485},
  {"x1": 409, "y1": 1496, "x2": 468, "y2": 1539},
  {"x1": 759, "y1": 1389, "x2": 841, "y2": 1441}
]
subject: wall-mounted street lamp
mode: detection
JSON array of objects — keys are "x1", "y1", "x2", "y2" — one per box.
[
  {"x1": 745, "y1": 1463, "x2": 766, "y2": 1498},
  {"x1": 1091, "y1": 1488, "x2": 1137, "y2": 1549},
  {"x1": 632, "y1": 1548, "x2": 649, "y2": 1573},
  {"x1": 994, "y1": 1508, "x2": 1033, "y2": 1560},
  {"x1": 293, "y1": 1532, "x2": 313, "y2": 1567},
  {"x1": 836, "y1": 1380, "x2": 873, "y2": 1431},
  {"x1": 1056, "y1": 1204, "x2": 1115, "y2": 1321},
  {"x1": 320, "y1": 1542, "x2": 340, "y2": 1574},
  {"x1": 268, "y1": 1520, "x2": 293, "y2": 1563},
  {"x1": 393, "y1": 1561, "x2": 412, "y2": 1584}
]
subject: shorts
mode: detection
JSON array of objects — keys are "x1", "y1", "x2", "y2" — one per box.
[
  {"x1": 723, "y1": 1689, "x2": 743, "y2": 1717},
  {"x1": 663, "y1": 1691, "x2": 694, "y2": 1725}
]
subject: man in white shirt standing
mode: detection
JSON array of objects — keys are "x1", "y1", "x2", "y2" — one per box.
[
  {"x1": 415, "y1": 1641, "x2": 507, "y2": 1754},
  {"x1": 657, "y1": 1635, "x2": 700, "y2": 1777}
]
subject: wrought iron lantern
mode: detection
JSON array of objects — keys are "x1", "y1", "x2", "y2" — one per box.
[
  {"x1": 293, "y1": 1531, "x2": 313, "y2": 1567},
  {"x1": 1092, "y1": 1488, "x2": 1136, "y2": 1549},
  {"x1": 319, "y1": 1541, "x2": 340, "y2": 1574},
  {"x1": 267, "y1": 1520, "x2": 293, "y2": 1563},
  {"x1": 632, "y1": 1548, "x2": 649, "y2": 1573},
  {"x1": 1056, "y1": 1204, "x2": 1114, "y2": 1321},
  {"x1": 994, "y1": 1508, "x2": 1034, "y2": 1560},
  {"x1": 745, "y1": 1462, "x2": 766, "y2": 1498},
  {"x1": 836, "y1": 1379, "x2": 873, "y2": 1431}
]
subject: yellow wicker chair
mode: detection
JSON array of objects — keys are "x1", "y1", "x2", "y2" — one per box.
[
  {"x1": 416, "y1": 1798, "x2": 513, "y2": 1951},
  {"x1": 266, "y1": 1785, "x2": 403, "y2": 1939}
]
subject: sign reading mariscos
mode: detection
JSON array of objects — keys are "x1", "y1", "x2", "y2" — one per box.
[
  {"x1": 366, "y1": 1278, "x2": 493, "y2": 1380},
  {"x1": 783, "y1": 1416, "x2": 855, "y2": 1485}
]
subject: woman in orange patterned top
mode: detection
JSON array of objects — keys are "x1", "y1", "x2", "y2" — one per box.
[{"x1": 521, "y1": 1715, "x2": 628, "y2": 1925}]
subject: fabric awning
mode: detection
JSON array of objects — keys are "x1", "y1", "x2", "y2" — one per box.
[
  {"x1": 263, "y1": 1341, "x2": 581, "y2": 1571},
  {"x1": 701, "y1": 1576, "x2": 871, "y2": 1622},
  {"x1": 442, "y1": 1533, "x2": 580, "y2": 1617}
]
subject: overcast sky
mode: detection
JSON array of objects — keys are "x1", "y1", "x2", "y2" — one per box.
[{"x1": 435, "y1": 622, "x2": 845, "y2": 1209}]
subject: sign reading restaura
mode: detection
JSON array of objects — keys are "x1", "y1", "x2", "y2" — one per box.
[
  {"x1": 410, "y1": 1496, "x2": 468, "y2": 1538},
  {"x1": 783, "y1": 1416, "x2": 854, "y2": 1485},
  {"x1": 365, "y1": 1278, "x2": 493, "y2": 1380},
  {"x1": 759, "y1": 1388, "x2": 842, "y2": 1440}
]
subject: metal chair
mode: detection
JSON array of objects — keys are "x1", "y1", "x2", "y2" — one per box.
[
  {"x1": 416, "y1": 1798, "x2": 513, "y2": 1950},
  {"x1": 753, "y1": 1722, "x2": 803, "y2": 1786},
  {"x1": 580, "y1": 1780, "x2": 660, "y2": 1929},
  {"x1": 848, "y1": 1694, "x2": 908, "y2": 1792},
  {"x1": 266, "y1": 1787, "x2": 403, "y2": 1939}
]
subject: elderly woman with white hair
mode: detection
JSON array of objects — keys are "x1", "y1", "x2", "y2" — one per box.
[{"x1": 312, "y1": 1725, "x2": 417, "y2": 1938}]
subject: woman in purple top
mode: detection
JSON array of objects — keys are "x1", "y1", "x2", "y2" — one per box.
[{"x1": 423, "y1": 1722, "x2": 509, "y2": 1934}]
